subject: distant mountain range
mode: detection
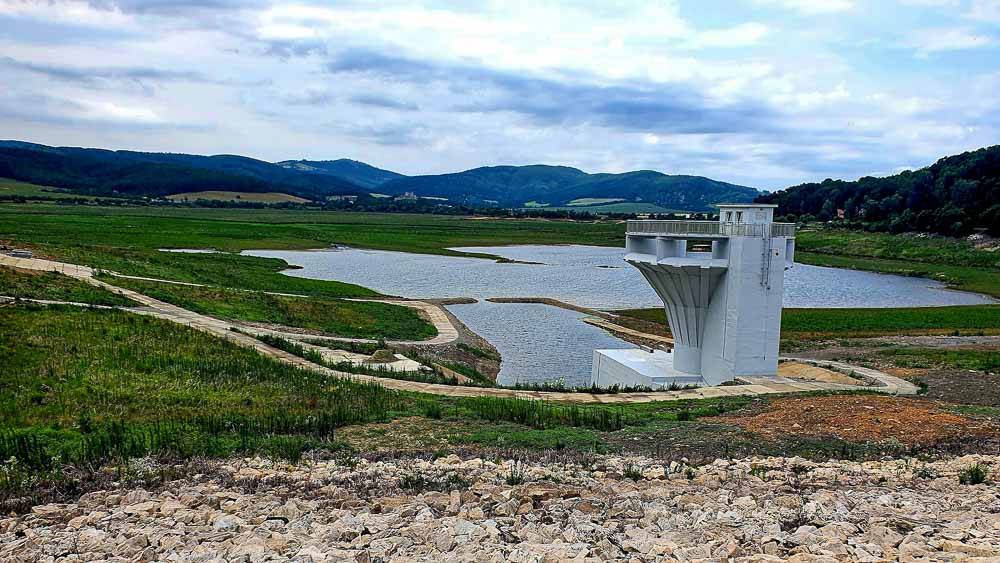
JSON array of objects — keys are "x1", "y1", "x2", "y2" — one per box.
[{"x1": 0, "y1": 140, "x2": 759, "y2": 211}]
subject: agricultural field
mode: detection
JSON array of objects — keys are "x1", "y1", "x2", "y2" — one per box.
[
  {"x1": 566, "y1": 198, "x2": 626, "y2": 206},
  {"x1": 165, "y1": 191, "x2": 310, "y2": 203},
  {"x1": 0, "y1": 178, "x2": 95, "y2": 200}
]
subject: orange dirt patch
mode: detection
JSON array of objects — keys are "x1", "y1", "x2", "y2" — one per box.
[{"x1": 726, "y1": 395, "x2": 995, "y2": 445}]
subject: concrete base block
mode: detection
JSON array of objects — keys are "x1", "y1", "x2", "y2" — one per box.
[{"x1": 591, "y1": 349, "x2": 707, "y2": 389}]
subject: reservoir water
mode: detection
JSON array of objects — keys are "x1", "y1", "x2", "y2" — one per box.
[
  {"x1": 245, "y1": 245, "x2": 993, "y2": 309},
  {"x1": 243, "y1": 245, "x2": 994, "y2": 386}
]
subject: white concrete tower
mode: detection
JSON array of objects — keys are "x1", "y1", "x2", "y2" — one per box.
[{"x1": 592, "y1": 205, "x2": 795, "y2": 388}]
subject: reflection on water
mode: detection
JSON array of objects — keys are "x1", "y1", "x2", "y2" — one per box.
[
  {"x1": 244, "y1": 245, "x2": 994, "y2": 309},
  {"x1": 446, "y1": 301, "x2": 637, "y2": 386}
]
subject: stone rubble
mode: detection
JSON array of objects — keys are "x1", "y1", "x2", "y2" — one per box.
[{"x1": 2, "y1": 454, "x2": 999, "y2": 562}]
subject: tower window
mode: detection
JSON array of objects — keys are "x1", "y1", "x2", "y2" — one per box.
[{"x1": 735, "y1": 211, "x2": 743, "y2": 222}]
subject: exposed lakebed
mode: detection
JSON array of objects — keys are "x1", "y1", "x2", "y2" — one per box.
[{"x1": 243, "y1": 245, "x2": 993, "y2": 385}]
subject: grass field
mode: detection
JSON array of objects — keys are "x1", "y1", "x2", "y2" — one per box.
[
  {"x1": 567, "y1": 198, "x2": 626, "y2": 206},
  {"x1": 166, "y1": 191, "x2": 310, "y2": 203},
  {"x1": 0, "y1": 306, "x2": 400, "y2": 468},
  {"x1": 0, "y1": 267, "x2": 135, "y2": 306},
  {"x1": 0, "y1": 178, "x2": 97, "y2": 200},
  {"x1": 535, "y1": 202, "x2": 687, "y2": 214},
  {"x1": 618, "y1": 305, "x2": 1000, "y2": 340},
  {"x1": 104, "y1": 276, "x2": 437, "y2": 340}
]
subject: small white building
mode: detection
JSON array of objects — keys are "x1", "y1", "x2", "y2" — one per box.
[{"x1": 592, "y1": 204, "x2": 796, "y2": 388}]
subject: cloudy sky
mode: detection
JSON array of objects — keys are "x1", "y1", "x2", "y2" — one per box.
[{"x1": 1, "y1": 0, "x2": 998, "y2": 189}]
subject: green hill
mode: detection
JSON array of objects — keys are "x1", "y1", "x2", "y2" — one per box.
[{"x1": 0, "y1": 141, "x2": 364, "y2": 200}]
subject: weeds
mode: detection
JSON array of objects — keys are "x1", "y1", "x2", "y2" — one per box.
[
  {"x1": 959, "y1": 462, "x2": 990, "y2": 485},
  {"x1": 505, "y1": 459, "x2": 526, "y2": 485},
  {"x1": 461, "y1": 397, "x2": 627, "y2": 431}
]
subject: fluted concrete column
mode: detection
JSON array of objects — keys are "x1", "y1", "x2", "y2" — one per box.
[{"x1": 629, "y1": 260, "x2": 725, "y2": 374}]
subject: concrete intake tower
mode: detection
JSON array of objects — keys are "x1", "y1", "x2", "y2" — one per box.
[{"x1": 592, "y1": 204, "x2": 796, "y2": 388}]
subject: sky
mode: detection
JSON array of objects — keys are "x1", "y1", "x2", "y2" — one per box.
[{"x1": 1, "y1": 0, "x2": 998, "y2": 190}]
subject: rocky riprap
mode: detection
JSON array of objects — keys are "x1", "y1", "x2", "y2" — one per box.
[{"x1": 2, "y1": 454, "x2": 998, "y2": 562}]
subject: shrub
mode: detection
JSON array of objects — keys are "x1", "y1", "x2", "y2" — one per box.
[{"x1": 959, "y1": 462, "x2": 989, "y2": 485}]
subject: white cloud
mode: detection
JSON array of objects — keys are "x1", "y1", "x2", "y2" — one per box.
[
  {"x1": 906, "y1": 27, "x2": 993, "y2": 55},
  {"x1": 754, "y1": 0, "x2": 854, "y2": 14},
  {"x1": 78, "y1": 100, "x2": 163, "y2": 123},
  {"x1": 688, "y1": 22, "x2": 769, "y2": 48},
  {"x1": 967, "y1": 0, "x2": 1000, "y2": 23}
]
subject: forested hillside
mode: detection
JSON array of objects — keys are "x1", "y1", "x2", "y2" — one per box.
[
  {"x1": 759, "y1": 146, "x2": 1000, "y2": 235},
  {"x1": 0, "y1": 141, "x2": 363, "y2": 200}
]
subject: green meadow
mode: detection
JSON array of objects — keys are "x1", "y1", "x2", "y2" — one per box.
[{"x1": 618, "y1": 304, "x2": 1000, "y2": 340}]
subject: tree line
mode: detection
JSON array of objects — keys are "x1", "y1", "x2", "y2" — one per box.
[{"x1": 759, "y1": 145, "x2": 1000, "y2": 236}]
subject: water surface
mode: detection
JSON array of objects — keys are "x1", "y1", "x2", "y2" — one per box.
[
  {"x1": 446, "y1": 301, "x2": 638, "y2": 386},
  {"x1": 244, "y1": 245, "x2": 993, "y2": 309}
]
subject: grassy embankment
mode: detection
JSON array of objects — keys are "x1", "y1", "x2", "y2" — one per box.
[
  {"x1": 103, "y1": 276, "x2": 437, "y2": 340},
  {"x1": 0, "y1": 267, "x2": 134, "y2": 306},
  {"x1": 618, "y1": 305, "x2": 1000, "y2": 341}
]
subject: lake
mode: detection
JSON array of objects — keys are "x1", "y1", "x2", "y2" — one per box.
[{"x1": 243, "y1": 245, "x2": 994, "y2": 385}]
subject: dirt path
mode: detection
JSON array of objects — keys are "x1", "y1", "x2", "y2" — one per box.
[{"x1": 1, "y1": 254, "x2": 918, "y2": 403}]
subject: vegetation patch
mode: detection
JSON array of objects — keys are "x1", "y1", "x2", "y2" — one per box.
[
  {"x1": 166, "y1": 191, "x2": 309, "y2": 203},
  {"x1": 0, "y1": 305, "x2": 402, "y2": 470},
  {"x1": 453, "y1": 424, "x2": 605, "y2": 452},
  {"x1": 106, "y1": 277, "x2": 437, "y2": 340},
  {"x1": 877, "y1": 346, "x2": 1000, "y2": 373},
  {"x1": 617, "y1": 305, "x2": 1000, "y2": 339},
  {"x1": 0, "y1": 267, "x2": 135, "y2": 306}
]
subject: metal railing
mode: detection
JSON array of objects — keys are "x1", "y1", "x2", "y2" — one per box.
[{"x1": 627, "y1": 220, "x2": 796, "y2": 238}]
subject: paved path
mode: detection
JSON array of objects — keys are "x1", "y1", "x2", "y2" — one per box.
[{"x1": 1, "y1": 254, "x2": 919, "y2": 403}]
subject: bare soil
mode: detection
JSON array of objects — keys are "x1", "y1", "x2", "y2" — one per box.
[
  {"x1": 724, "y1": 395, "x2": 996, "y2": 446},
  {"x1": 909, "y1": 369, "x2": 1000, "y2": 406}
]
